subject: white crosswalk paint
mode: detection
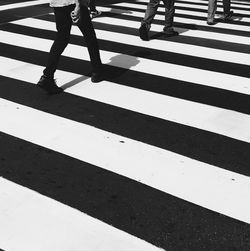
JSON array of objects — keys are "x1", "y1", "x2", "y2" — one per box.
[
  {"x1": 1, "y1": 0, "x2": 250, "y2": 248},
  {"x1": 0, "y1": 178, "x2": 164, "y2": 251},
  {"x1": 0, "y1": 98, "x2": 250, "y2": 224},
  {"x1": 0, "y1": 0, "x2": 48, "y2": 11},
  {"x1": 1, "y1": 29, "x2": 249, "y2": 96},
  {"x1": 12, "y1": 18, "x2": 250, "y2": 66},
  {"x1": 175, "y1": 0, "x2": 250, "y2": 8},
  {"x1": 91, "y1": 15, "x2": 250, "y2": 45},
  {"x1": 1, "y1": 55, "x2": 250, "y2": 143},
  {"x1": 114, "y1": 1, "x2": 250, "y2": 19},
  {"x1": 98, "y1": 6, "x2": 250, "y2": 32},
  {"x1": 138, "y1": 0, "x2": 250, "y2": 14}
]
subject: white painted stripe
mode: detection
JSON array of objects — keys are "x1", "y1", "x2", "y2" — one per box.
[
  {"x1": 115, "y1": 1, "x2": 250, "y2": 20},
  {"x1": 0, "y1": 99, "x2": 250, "y2": 224},
  {"x1": 138, "y1": 0, "x2": 250, "y2": 12},
  {"x1": 91, "y1": 14, "x2": 250, "y2": 45},
  {"x1": 12, "y1": 17, "x2": 250, "y2": 66},
  {"x1": 98, "y1": 6, "x2": 250, "y2": 32},
  {"x1": 1, "y1": 29, "x2": 249, "y2": 96},
  {"x1": 1, "y1": 55, "x2": 250, "y2": 143},
  {"x1": 0, "y1": 0, "x2": 48, "y2": 11},
  {"x1": 3, "y1": 54, "x2": 250, "y2": 143},
  {"x1": 175, "y1": 0, "x2": 250, "y2": 8},
  {"x1": 0, "y1": 178, "x2": 163, "y2": 251}
]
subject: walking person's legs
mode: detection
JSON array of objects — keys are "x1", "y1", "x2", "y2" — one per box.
[
  {"x1": 207, "y1": 0, "x2": 217, "y2": 24},
  {"x1": 38, "y1": 5, "x2": 74, "y2": 94},
  {"x1": 77, "y1": 4, "x2": 103, "y2": 82},
  {"x1": 222, "y1": 0, "x2": 233, "y2": 21},
  {"x1": 162, "y1": 0, "x2": 178, "y2": 35},
  {"x1": 139, "y1": 0, "x2": 160, "y2": 40}
]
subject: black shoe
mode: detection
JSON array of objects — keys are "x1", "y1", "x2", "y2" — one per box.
[
  {"x1": 91, "y1": 71, "x2": 103, "y2": 83},
  {"x1": 163, "y1": 27, "x2": 179, "y2": 36},
  {"x1": 139, "y1": 23, "x2": 149, "y2": 41},
  {"x1": 37, "y1": 75, "x2": 63, "y2": 95},
  {"x1": 224, "y1": 11, "x2": 234, "y2": 22}
]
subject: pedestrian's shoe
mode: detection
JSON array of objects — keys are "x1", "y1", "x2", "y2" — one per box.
[
  {"x1": 37, "y1": 75, "x2": 63, "y2": 95},
  {"x1": 207, "y1": 19, "x2": 215, "y2": 25},
  {"x1": 90, "y1": 10, "x2": 102, "y2": 19},
  {"x1": 163, "y1": 27, "x2": 179, "y2": 36},
  {"x1": 139, "y1": 23, "x2": 149, "y2": 41},
  {"x1": 91, "y1": 71, "x2": 103, "y2": 83},
  {"x1": 223, "y1": 11, "x2": 234, "y2": 22}
]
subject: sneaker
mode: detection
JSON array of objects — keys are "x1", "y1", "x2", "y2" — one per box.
[
  {"x1": 139, "y1": 23, "x2": 149, "y2": 41},
  {"x1": 163, "y1": 27, "x2": 179, "y2": 36},
  {"x1": 91, "y1": 71, "x2": 103, "y2": 83},
  {"x1": 90, "y1": 10, "x2": 102, "y2": 19},
  {"x1": 37, "y1": 75, "x2": 63, "y2": 94},
  {"x1": 224, "y1": 11, "x2": 234, "y2": 22}
]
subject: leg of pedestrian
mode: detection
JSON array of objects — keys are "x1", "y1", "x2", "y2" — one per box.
[
  {"x1": 162, "y1": 0, "x2": 178, "y2": 37},
  {"x1": 38, "y1": 5, "x2": 75, "y2": 94},
  {"x1": 139, "y1": 0, "x2": 160, "y2": 41},
  {"x1": 207, "y1": 0, "x2": 217, "y2": 25},
  {"x1": 77, "y1": 4, "x2": 103, "y2": 83},
  {"x1": 222, "y1": 0, "x2": 233, "y2": 22}
]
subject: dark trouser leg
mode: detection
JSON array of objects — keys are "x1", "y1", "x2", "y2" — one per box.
[
  {"x1": 77, "y1": 5, "x2": 102, "y2": 73},
  {"x1": 142, "y1": 0, "x2": 160, "y2": 29},
  {"x1": 162, "y1": 0, "x2": 175, "y2": 29},
  {"x1": 43, "y1": 5, "x2": 73, "y2": 78},
  {"x1": 222, "y1": 0, "x2": 230, "y2": 15},
  {"x1": 207, "y1": 0, "x2": 217, "y2": 21},
  {"x1": 89, "y1": 0, "x2": 96, "y2": 12}
]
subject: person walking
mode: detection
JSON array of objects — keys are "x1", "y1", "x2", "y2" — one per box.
[
  {"x1": 139, "y1": 0, "x2": 178, "y2": 41},
  {"x1": 207, "y1": 0, "x2": 233, "y2": 25},
  {"x1": 89, "y1": 0, "x2": 102, "y2": 19},
  {"x1": 37, "y1": 0, "x2": 103, "y2": 95}
]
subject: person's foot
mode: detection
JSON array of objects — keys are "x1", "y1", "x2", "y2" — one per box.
[
  {"x1": 91, "y1": 71, "x2": 103, "y2": 83},
  {"x1": 90, "y1": 10, "x2": 102, "y2": 19},
  {"x1": 139, "y1": 23, "x2": 149, "y2": 41},
  {"x1": 37, "y1": 75, "x2": 63, "y2": 94},
  {"x1": 163, "y1": 27, "x2": 179, "y2": 36},
  {"x1": 223, "y1": 11, "x2": 234, "y2": 22}
]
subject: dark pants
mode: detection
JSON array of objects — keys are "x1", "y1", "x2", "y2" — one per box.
[
  {"x1": 141, "y1": 0, "x2": 175, "y2": 29},
  {"x1": 43, "y1": 4, "x2": 102, "y2": 78},
  {"x1": 207, "y1": 0, "x2": 231, "y2": 21},
  {"x1": 89, "y1": 0, "x2": 96, "y2": 12}
]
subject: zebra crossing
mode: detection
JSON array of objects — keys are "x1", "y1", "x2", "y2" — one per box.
[{"x1": 0, "y1": 0, "x2": 250, "y2": 250}]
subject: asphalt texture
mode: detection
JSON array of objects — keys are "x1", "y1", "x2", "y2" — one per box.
[{"x1": 0, "y1": 0, "x2": 250, "y2": 250}]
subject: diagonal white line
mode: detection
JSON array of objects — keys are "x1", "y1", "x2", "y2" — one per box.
[
  {"x1": 90, "y1": 14, "x2": 250, "y2": 45},
  {"x1": 12, "y1": 17, "x2": 250, "y2": 66},
  {"x1": 0, "y1": 178, "x2": 163, "y2": 251},
  {"x1": 0, "y1": 0, "x2": 49, "y2": 11},
  {"x1": 1, "y1": 29, "x2": 249, "y2": 96},
  {"x1": 98, "y1": 6, "x2": 250, "y2": 32},
  {"x1": 0, "y1": 98, "x2": 250, "y2": 224},
  {"x1": 1, "y1": 56, "x2": 250, "y2": 144},
  {"x1": 115, "y1": 1, "x2": 250, "y2": 19}
]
